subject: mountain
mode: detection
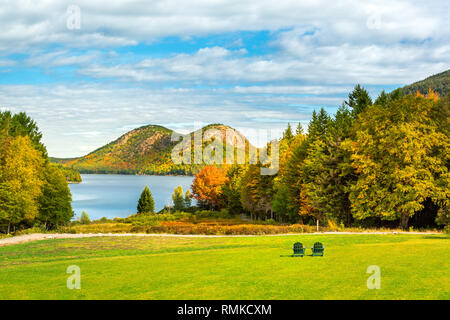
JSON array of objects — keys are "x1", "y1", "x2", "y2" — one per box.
[
  {"x1": 56, "y1": 124, "x2": 252, "y2": 175},
  {"x1": 397, "y1": 69, "x2": 450, "y2": 97}
]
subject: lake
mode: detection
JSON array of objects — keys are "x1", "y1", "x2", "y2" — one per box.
[{"x1": 69, "y1": 174, "x2": 194, "y2": 220}]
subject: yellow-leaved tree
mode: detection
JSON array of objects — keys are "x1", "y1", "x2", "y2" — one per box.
[
  {"x1": 0, "y1": 135, "x2": 45, "y2": 233},
  {"x1": 344, "y1": 93, "x2": 449, "y2": 229}
]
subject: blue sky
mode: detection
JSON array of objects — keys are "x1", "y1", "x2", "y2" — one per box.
[{"x1": 0, "y1": 0, "x2": 448, "y2": 157}]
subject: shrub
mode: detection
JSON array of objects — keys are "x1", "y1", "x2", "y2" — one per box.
[
  {"x1": 14, "y1": 226, "x2": 47, "y2": 235},
  {"x1": 60, "y1": 223, "x2": 132, "y2": 234},
  {"x1": 134, "y1": 221, "x2": 318, "y2": 235},
  {"x1": 327, "y1": 220, "x2": 340, "y2": 231}
]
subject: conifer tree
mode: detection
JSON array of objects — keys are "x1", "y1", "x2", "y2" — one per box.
[
  {"x1": 296, "y1": 123, "x2": 303, "y2": 135},
  {"x1": 137, "y1": 186, "x2": 155, "y2": 214},
  {"x1": 374, "y1": 90, "x2": 388, "y2": 107},
  {"x1": 345, "y1": 84, "x2": 372, "y2": 116},
  {"x1": 282, "y1": 123, "x2": 294, "y2": 141}
]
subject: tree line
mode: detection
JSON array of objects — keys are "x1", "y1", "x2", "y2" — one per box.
[
  {"x1": 188, "y1": 87, "x2": 449, "y2": 230},
  {"x1": 0, "y1": 111, "x2": 73, "y2": 233}
]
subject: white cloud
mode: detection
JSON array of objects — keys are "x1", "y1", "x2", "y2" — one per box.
[
  {"x1": 25, "y1": 50, "x2": 99, "y2": 67},
  {"x1": 0, "y1": 59, "x2": 16, "y2": 67},
  {"x1": 0, "y1": 0, "x2": 448, "y2": 51},
  {"x1": 78, "y1": 42, "x2": 450, "y2": 85}
]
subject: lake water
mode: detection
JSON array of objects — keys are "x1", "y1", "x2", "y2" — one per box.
[{"x1": 69, "y1": 174, "x2": 194, "y2": 220}]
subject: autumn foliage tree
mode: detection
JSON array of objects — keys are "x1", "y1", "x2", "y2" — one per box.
[
  {"x1": 344, "y1": 93, "x2": 449, "y2": 229},
  {"x1": 191, "y1": 166, "x2": 228, "y2": 210},
  {"x1": 0, "y1": 136, "x2": 45, "y2": 233},
  {"x1": 240, "y1": 164, "x2": 274, "y2": 220},
  {"x1": 0, "y1": 111, "x2": 75, "y2": 233}
]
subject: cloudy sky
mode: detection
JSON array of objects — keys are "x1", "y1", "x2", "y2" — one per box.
[{"x1": 0, "y1": 0, "x2": 449, "y2": 157}]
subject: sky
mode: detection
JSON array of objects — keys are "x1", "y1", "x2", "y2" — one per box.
[{"x1": 0, "y1": 0, "x2": 449, "y2": 157}]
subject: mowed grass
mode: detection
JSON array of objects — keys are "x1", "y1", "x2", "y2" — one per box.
[{"x1": 0, "y1": 234, "x2": 448, "y2": 299}]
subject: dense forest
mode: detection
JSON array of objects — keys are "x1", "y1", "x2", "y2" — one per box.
[
  {"x1": 0, "y1": 111, "x2": 74, "y2": 233},
  {"x1": 189, "y1": 87, "x2": 449, "y2": 230}
]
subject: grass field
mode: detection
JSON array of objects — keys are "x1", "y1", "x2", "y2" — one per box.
[{"x1": 0, "y1": 234, "x2": 448, "y2": 299}]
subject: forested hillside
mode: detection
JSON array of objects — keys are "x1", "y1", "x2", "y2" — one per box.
[
  {"x1": 397, "y1": 69, "x2": 449, "y2": 96},
  {"x1": 58, "y1": 124, "x2": 252, "y2": 175}
]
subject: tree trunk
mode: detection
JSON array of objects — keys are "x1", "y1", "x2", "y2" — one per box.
[
  {"x1": 316, "y1": 219, "x2": 319, "y2": 232},
  {"x1": 400, "y1": 213, "x2": 409, "y2": 230},
  {"x1": 7, "y1": 223, "x2": 10, "y2": 235}
]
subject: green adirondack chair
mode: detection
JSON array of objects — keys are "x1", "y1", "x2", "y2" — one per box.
[
  {"x1": 311, "y1": 242, "x2": 325, "y2": 256},
  {"x1": 292, "y1": 242, "x2": 305, "y2": 257}
]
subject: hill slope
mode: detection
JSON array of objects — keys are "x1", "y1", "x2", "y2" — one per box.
[
  {"x1": 398, "y1": 69, "x2": 450, "y2": 96},
  {"x1": 58, "y1": 124, "x2": 252, "y2": 175}
]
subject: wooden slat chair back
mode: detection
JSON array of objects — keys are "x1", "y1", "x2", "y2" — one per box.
[
  {"x1": 311, "y1": 242, "x2": 325, "y2": 256},
  {"x1": 292, "y1": 242, "x2": 305, "y2": 257}
]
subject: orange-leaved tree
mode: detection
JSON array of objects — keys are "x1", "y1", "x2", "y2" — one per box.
[{"x1": 191, "y1": 166, "x2": 228, "y2": 210}]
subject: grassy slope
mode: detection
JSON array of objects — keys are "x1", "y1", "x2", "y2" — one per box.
[{"x1": 0, "y1": 234, "x2": 448, "y2": 299}]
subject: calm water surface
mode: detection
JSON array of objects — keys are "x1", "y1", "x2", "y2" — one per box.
[{"x1": 69, "y1": 174, "x2": 194, "y2": 220}]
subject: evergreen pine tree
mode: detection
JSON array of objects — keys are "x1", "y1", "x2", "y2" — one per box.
[
  {"x1": 296, "y1": 123, "x2": 303, "y2": 135},
  {"x1": 375, "y1": 90, "x2": 388, "y2": 107},
  {"x1": 137, "y1": 186, "x2": 155, "y2": 214},
  {"x1": 282, "y1": 123, "x2": 294, "y2": 141},
  {"x1": 345, "y1": 84, "x2": 372, "y2": 116}
]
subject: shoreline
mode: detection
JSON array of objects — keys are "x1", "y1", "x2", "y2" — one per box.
[
  {"x1": 0, "y1": 231, "x2": 444, "y2": 247},
  {"x1": 78, "y1": 172, "x2": 195, "y2": 177}
]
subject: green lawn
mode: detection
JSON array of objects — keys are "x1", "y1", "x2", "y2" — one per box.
[{"x1": 0, "y1": 234, "x2": 448, "y2": 299}]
